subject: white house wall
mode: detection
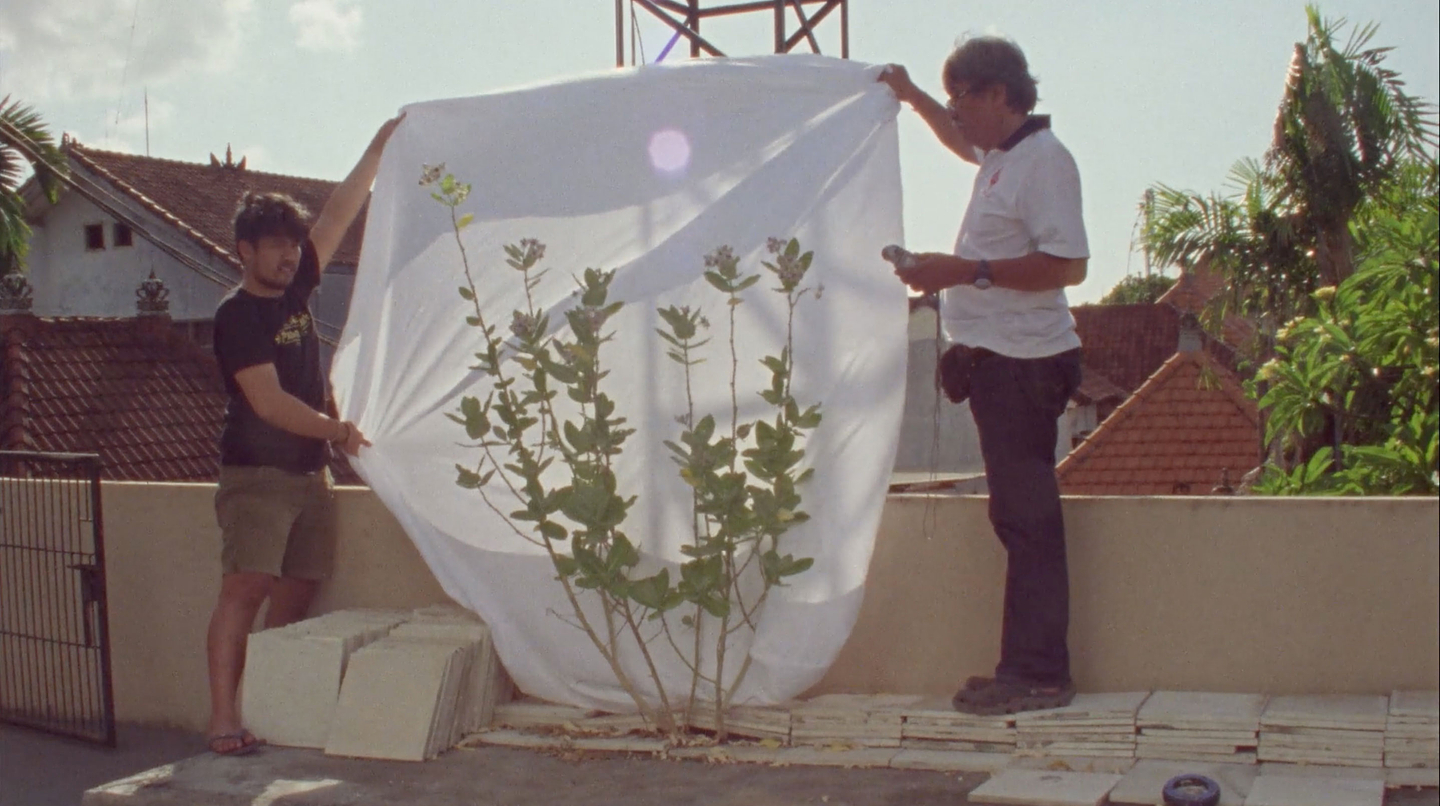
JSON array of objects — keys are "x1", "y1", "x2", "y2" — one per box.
[{"x1": 27, "y1": 173, "x2": 236, "y2": 320}]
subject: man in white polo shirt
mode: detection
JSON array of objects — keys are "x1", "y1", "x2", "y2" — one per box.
[{"x1": 882, "y1": 36, "x2": 1086, "y2": 715}]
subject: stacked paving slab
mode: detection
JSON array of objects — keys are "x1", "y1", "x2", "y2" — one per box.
[
  {"x1": 789, "y1": 694, "x2": 921, "y2": 747},
  {"x1": 899, "y1": 696, "x2": 1017, "y2": 753},
  {"x1": 241, "y1": 609, "x2": 409, "y2": 748},
  {"x1": 1012, "y1": 692, "x2": 1148, "y2": 759},
  {"x1": 243, "y1": 606, "x2": 511, "y2": 761},
  {"x1": 1386, "y1": 690, "x2": 1440, "y2": 769},
  {"x1": 688, "y1": 704, "x2": 794, "y2": 743},
  {"x1": 1258, "y1": 694, "x2": 1388, "y2": 767},
  {"x1": 1136, "y1": 691, "x2": 1266, "y2": 764}
]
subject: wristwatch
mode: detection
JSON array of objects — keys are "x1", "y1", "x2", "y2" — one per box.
[{"x1": 973, "y1": 259, "x2": 993, "y2": 290}]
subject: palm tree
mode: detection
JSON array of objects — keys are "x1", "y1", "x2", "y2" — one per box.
[
  {"x1": 0, "y1": 95, "x2": 67, "y2": 273},
  {"x1": 1269, "y1": 5, "x2": 1439, "y2": 286},
  {"x1": 1140, "y1": 5, "x2": 1438, "y2": 321}
]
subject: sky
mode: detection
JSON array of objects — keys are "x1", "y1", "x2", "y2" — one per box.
[{"x1": 2, "y1": 0, "x2": 1436, "y2": 303}]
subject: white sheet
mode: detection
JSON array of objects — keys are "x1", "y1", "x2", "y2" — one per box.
[{"x1": 333, "y1": 55, "x2": 907, "y2": 711}]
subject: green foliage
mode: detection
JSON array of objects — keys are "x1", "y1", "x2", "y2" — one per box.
[
  {"x1": 1139, "y1": 6, "x2": 1437, "y2": 329},
  {"x1": 1136, "y1": 7, "x2": 1438, "y2": 495},
  {"x1": 1098, "y1": 273, "x2": 1175, "y2": 305},
  {"x1": 0, "y1": 96, "x2": 67, "y2": 273},
  {"x1": 429, "y1": 168, "x2": 823, "y2": 734},
  {"x1": 1250, "y1": 161, "x2": 1439, "y2": 495}
]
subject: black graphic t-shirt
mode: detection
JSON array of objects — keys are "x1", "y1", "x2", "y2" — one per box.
[{"x1": 213, "y1": 238, "x2": 327, "y2": 473}]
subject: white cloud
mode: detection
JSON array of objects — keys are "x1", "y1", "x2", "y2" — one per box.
[
  {"x1": 288, "y1": 0, "x2": 362, "y2": 53},
  {"x1": 0, "y1": 0, "x2": 254, "y2": 101}
]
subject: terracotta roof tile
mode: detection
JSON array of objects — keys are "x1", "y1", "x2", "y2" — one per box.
[
  {"x1": 1057, "y1": 350, "x2": 1261, "y2": 496},
  {"x1": 65, "y1": 143, "x2": 366, "y2": 268},
  {"x1": 1, "y1": 316, "x2": 362, "y2": 484},
  {"x1": 1072, "y1": 303, "x2": 1182, "y2": 394}
]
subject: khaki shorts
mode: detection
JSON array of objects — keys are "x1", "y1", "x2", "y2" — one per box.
[{"x1": 215, "y1": 465, "x2": 336, "y2": 580}]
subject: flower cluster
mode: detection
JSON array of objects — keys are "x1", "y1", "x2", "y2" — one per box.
[
  {"x1": 703, "y1": 245, "x2": 737, "y2": 269},
  {"x1": 419, "y1": 163, "x2": 445, "y2": 186},
  {"x1": 510, "y1": 310, "x2": 541, "y2": 341},
  {"x1": 519, "y1": 238, "x2": 546, "y2": 265}
]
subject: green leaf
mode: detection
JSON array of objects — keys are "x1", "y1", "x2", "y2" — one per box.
[
  {"x1": 552, "y1": 555, "x2": 579, "y2": 577},
  {"x1": 458, "y1": 285, "x2": 475, "y2": 300},
  {"x1": 457, "y1": 213, "x2": 475, "y2": 229}
]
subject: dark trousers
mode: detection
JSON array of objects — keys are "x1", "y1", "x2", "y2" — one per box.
[{"x1": 967, "y1": 348, "x2": 1081, "y2": 686}]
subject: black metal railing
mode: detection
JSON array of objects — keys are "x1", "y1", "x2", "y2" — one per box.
[{"x1": 0, "y1": 451, "x2": 116, "y2": 746}]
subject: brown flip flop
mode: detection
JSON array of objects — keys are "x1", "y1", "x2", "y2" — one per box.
[{"x1": 207, "y1": 730, "x2": 263, "y2": 756}]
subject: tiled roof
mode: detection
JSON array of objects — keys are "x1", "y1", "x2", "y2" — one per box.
[
  {"x1": 64, "y1": 143, "x2": 365, "y2": 268},
  {"x1": 1156, "y1": 261, "x2": 1257, "y2": 348},
  {"x1": 1056, "y1": 350, "x2": 1261, "y2": 495},
  {"x1": 1, "y1": 315, "x2": 360, "y2": 484},
  {"x1": 1072, "y1": 303, "x2": 1183, "y2": 395}
]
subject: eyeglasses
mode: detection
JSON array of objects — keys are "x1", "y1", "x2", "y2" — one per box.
[{"x1": 945, "y1": 87, "x2": 978, "y2": 111}]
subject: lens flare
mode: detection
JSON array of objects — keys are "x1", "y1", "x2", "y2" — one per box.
[{"x1": 647, "y1": 128, "x2": 691, "y2": 175}]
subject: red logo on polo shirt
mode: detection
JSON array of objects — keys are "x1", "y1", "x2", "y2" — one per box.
[{"x1": 981, "y1": 167, "x2": 1003, "y2": 197}]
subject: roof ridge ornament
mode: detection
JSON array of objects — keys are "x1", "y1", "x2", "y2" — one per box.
[
  {"x1": 0, "y1": 269, "x2": 35, "y2": 312},
  {"x1": 135, "y1": 270, "x2": 170, "y2": 316},
  {"x1": 208, "y1": 143, "x2": 247, "y2": 170}
]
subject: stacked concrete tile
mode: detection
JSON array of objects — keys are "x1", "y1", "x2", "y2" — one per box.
[
  {"x1": 1013, "y1": 692, "x2": 1148, "y2": 759},
  {"x1": 243, "y1": 604, "x2": 506, "y2": 759},
  {"x1": 494, "y1": 699, "x2": 599, "y2": 729},
  {"x1": 1385, "y1": 690, "x2": 1439, "y2": 769},
  {"x1": 789, "y1": 694, "x2": 922, "y2": 748},
  {"x1": 1136, "y1": 691, "x2": 1266, "y2": 764},
  {"x1": 898, "y1": 696, "x2": 1017, "y2": 752},
  {"x1": 688, "y1": 703, "x2": 794, "y2": 743},
  {"x1": 291, "y1": 606, "x2": 511, "y2": 762},
  {"x1": 1258, "y1": 695, "x2": 1387, "y2": 768},
  {"x1": 241, "y1": 609, "x2": 409, "y2": 748}
]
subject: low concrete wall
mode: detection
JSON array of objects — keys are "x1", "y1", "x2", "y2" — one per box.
[
  {"x1": 810, "y1": 495, "x2": 1439, "y2": 698},
  {"x1": 56, "y1": 484, "x2": 1440, "y2": 731},
  {"x1": 98, "y1": 483, "x2": 451, "y2": 731}
]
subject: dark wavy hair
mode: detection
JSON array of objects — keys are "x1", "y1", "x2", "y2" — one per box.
[
  {"x1": 233, "y1": 192, "x2": 311, "y2": 247},
  {"x1": 942, "y1": 36, "x2": 1039, "y2": 114}
]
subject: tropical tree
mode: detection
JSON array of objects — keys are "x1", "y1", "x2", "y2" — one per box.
[
  {"x1": 1099, "y1": 273, "x2": 1175, "y2": 305},
  {"x1": 1140, "y1": 5, "x2": 1438, "y2": 327},
  {"x1": 0, "y1": 96, "x2": 67, "y2": 273},
  {"x1": 1137, "y1": 6, "x2": 1438, "y2": 493},
  {"x1": 1251, "y1": 159, "x2": 1438, "y2": 495}
]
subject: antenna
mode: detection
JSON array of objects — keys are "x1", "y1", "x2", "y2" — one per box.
[
  {"x1": 616, "y1": 0, "x2": 851, "y2": 67},
  {"x1": 144, "y1": 89, "x2": 150, "y2": 156}
]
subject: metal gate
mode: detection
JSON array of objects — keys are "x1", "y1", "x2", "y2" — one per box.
[{"x1": 0, "y1": 451, "x2": 116, "y2": 746}]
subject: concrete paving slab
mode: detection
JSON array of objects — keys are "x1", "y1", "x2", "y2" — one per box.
[
  {"x1": 1263, "y1": 695, "x2": 1390, "y2": 731},
  {"x1": 1243, "y1": 774, "x2": 1384, "y2": 806},
  {"x1": 967, "y1": 768, "x2": 1123, "y2": 805},
  {"x1": 1108, "y1": 759, "x2": 1259, "y2": 806},
  {"x1": 1388, "y1": 767, "x2": 1440, "y2": 788},
  {"x1": 1139, "y1": 692, "x2": 1268, "y2": 730},
  {"x1": 1391, "y1": 693, "x2": 1440, "y2": 720}
]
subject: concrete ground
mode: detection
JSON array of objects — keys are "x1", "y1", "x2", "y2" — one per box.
[{"x1": 3, "y1": 722, "x2": 1437, "y2": 806}]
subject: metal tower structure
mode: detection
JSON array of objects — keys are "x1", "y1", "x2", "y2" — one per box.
[{"x1": 615, "y1": 0, "x2": 850, "y2": 67}]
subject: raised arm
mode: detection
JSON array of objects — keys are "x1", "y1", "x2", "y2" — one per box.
[
  {"x1": 308, "y1": 113, "x2": 406, "y2": 270},
  {"x1": 879, "y1": 64, "x2": 980, "y2": 166}
]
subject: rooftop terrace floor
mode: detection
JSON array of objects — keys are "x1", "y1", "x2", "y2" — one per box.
[{"x1": 3, "y1": 722, "x2": 1437, "y2": 806}]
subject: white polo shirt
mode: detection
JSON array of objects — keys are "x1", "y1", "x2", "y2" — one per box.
[{"x1": 941, "y1": 117, "x2": 1087, "y2": 359}]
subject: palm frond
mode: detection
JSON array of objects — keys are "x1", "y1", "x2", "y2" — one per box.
[{"x1": 0, "y1": 95, "x2": 68, "y2": 202}]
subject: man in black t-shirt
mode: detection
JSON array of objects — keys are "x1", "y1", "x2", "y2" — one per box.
[{"x1": 204, "y1": 115, "x2": 402, "y2": 756}]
